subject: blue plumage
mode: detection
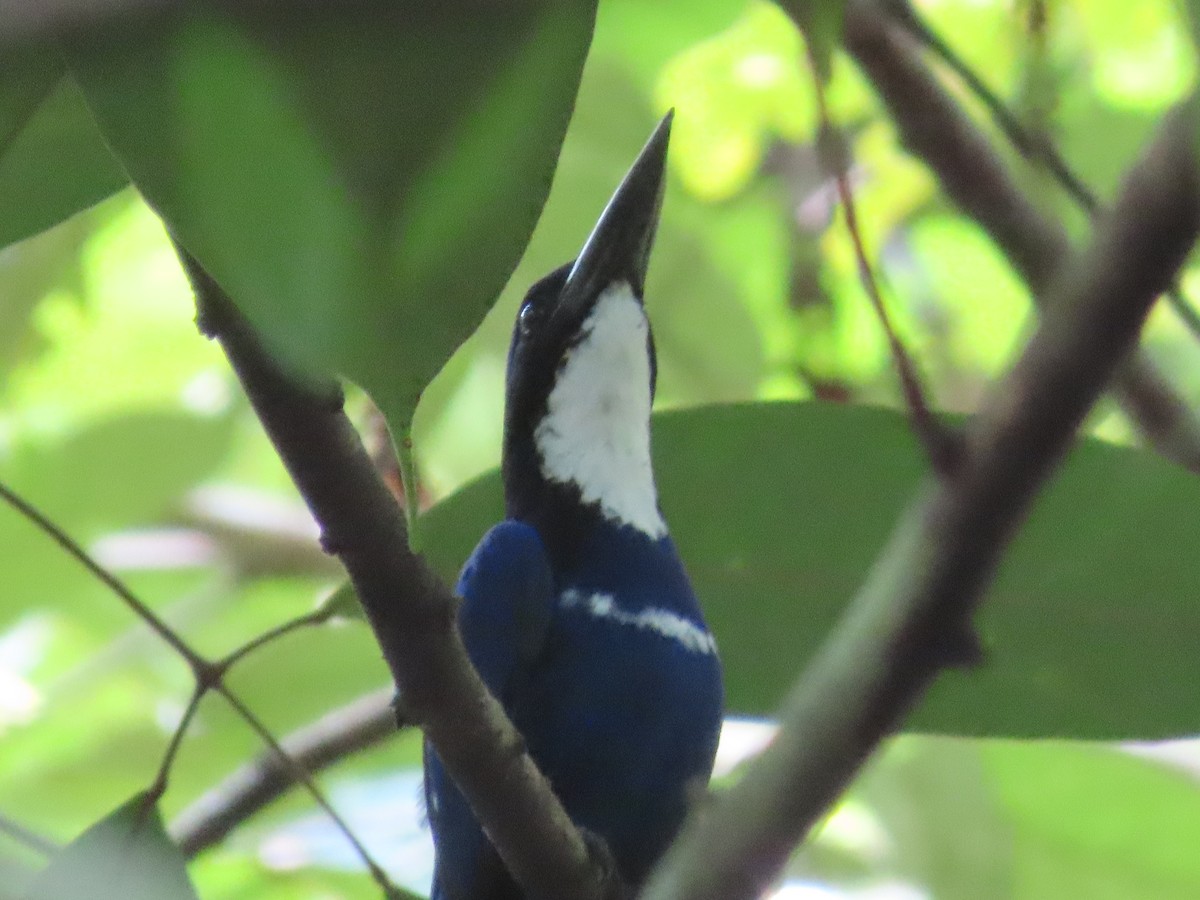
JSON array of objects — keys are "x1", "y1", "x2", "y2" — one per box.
[{"x1": 424, "y1": 114, "x2": 724, "y2": 899}]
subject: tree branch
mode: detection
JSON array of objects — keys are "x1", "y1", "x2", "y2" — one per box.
[
  {"x1": 171, "y1": 687, "x2": 397, "y2": 857},
  {"x1": 886, "y1": 0, "x2": 1200, "y2": 341},
  {"x1": 179, "y1": 250, "x2": 619, "y2": 900},
  {"x1": 841, "y1": 0, "x2": 1200, "y2": 473},
  {"x1": 642, "y1": 102, "x2": 1200, "y2": 900},
  {"x1": 0, "y1": 811, "x2": 58, "y2": 858}
]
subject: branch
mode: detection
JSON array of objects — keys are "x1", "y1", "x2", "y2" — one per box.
[
  {"x1": 886, "y1": 0, "x2": 1200, "y2": 340},
  {"x1": 809, "y1": 104, "x2": 957, "y2": 473},
  {"x1": 841, "y1": 0, "x2": 1200, "y2": 473},
  {"x1": 215, "y1": 684, "x2": 407, "y2": 895},
  {"x1": 178, "y1": 485, "x2": 342, "y2": 580},
  {"x1": 179, "y1": 250, "x2": 619, "y2": 900},
  {"x1": 0, "y1": 477, "x2": 401, "y2": 889},
  {"x1": 171, "y1": 687, "x2": 397, "y2": 856},
  {"x1": 0, "y1": 481, "x2": 203, "y2": 669},
  {"x1": 0, "y1": 811, "x2": 58, "y2": 858},
  {"x1": 642, "y1": 102, "x2": 1200, "y2": 900}
]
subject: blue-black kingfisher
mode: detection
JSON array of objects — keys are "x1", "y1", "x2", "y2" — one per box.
[{"x1": 424, "y1": 113, "x2": 724, "y2": 900}]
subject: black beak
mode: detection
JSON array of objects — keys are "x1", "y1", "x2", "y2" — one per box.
[{"x1": 558, "y1": 111, "x2": 672, "y2": 318}]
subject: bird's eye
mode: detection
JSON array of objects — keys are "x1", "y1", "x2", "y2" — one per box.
[{"x1": 518, "y1": 302, "x2": 540, "y2": 335}]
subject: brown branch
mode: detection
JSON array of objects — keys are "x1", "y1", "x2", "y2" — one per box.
[
  {"x1": 171, "y1": 687, "x2": 398, "y2": 856},
  {"x1": 0, "y1": 481, "x2": 205, "y2": 669},
  {"x1": 179, "y1": 249, "x2": 619, "y2": 900},
  {"x1": 841, "y1": 0, "x2": 1200, "y2": 473},
  {"x1": 178, "y1": 485, "x2": 342, "y2": 580},
  {"x1": 642, "y1": 101, "x2": 1200, "y2": 900},
  {"x1": 0, "y1": 479, "x2": 398, "y2": 891},
  {"x1": 0, "y1": 811, "x2": 58, "y2": 858},
  {"x1": 882, "y1": 0, "x2": 1098, "y2": 213},
  {"x1": 211, "y1": 684, "x2": 412, "y2": 898},
  {"x1": 146, "y1": 683, "x2": 207, "y2": 804},
  {"x1": 808, "y1": 85, "x2": 958, "y2": 473},
  {"x1": 884, "y1": 0, "x2": 1200, "y2": 340}
]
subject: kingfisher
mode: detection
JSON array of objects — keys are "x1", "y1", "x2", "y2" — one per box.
[{"x1": 423, "y1": 113, "x2": 724, "y2": 900}]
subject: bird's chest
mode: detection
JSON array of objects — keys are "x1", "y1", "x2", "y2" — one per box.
[{"x1": 511, "y1": 585, "x2": 723, "y2": 789}]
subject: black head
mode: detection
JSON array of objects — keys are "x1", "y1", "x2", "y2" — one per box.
[{"x1": 502, "y1": 113, "x2": 672, "y2": 562}]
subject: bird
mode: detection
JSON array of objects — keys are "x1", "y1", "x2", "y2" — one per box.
[{"x1": 423, "y1": 112, "x2": 724, "y2": 900}]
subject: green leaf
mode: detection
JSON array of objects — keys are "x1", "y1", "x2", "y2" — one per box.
[
  {"x1": 65, "y1": 3, "x2": 597, "y2": 428},
  {"x1": 984, "y1": 741, "x2": 1200, "y2": 898},
  {"x1": 419, "y1": 402, "x2": 1200, "y2": 739},
  {"x1": 1077, "y1": 0, "x2": 1194, "y2": 109},
  {"x1": 0, "y1": 49, "x2": 128, "y2": 248},
  {"x1": 1056, "y1": 102, "x2": 1158, "y2": 208},
  {"x1": 0, "y1": 46, "x2": 60, "y2": 148},
  {"x1": 25, "y1": 794, "x2": 198, "y2": 900},
  {"x1": 905, "y1": 214, "x2": 1030, "y2": 373},
  {"x1": 796, "y1": 737, "x2": 1200, "y2": 898}
]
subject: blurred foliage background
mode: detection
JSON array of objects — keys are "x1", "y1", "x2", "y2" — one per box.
[{"x1": 2, "y1": 0, "x2": 1200, "y2": 897}]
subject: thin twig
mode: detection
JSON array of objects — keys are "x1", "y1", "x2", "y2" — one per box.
[
  {"x1": 881, "y1": 0, "x2": 1200, "y2": 343},
  {"x1": 805, "y1": 46, "x2": 958, "y2": 474},
  {"x1": 0, "y1": 481, "x2": 204, "y2": 670},
  {"x1": 0, "y1": 811, "x2": 59, "y2": 858},
  {"x1": 841, "y1": 0, "x2": 1200, "y2": 473},
  {"x1": 213, "y1": 685, "x2": 410, "y2": 898},
  {"x1": 171, "y1": 687, "x2": 399, "y2": 857},
  {"x1": 217, "y1": 605, "x2": 335, "y2": 670},
  {"x1": 0, "y1": 479, "x2": 397, "y2": 892},
  {"x1": 146, "y1": 683, "x2": 207, "y2": 804}
]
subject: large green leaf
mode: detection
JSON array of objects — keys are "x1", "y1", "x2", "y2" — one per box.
[
  {"x1": 0, "y1": 48, "x2": 128, "y2": 248},
  {"x1": 797, "y1": 736, "x2": 1200, "y2": 898},
  {"x1": 25, "y1": 794, "x2": 198, "y2": 900},
  {"x1": 65, "y1": 3, "x2": 596, "y2": 426},
  {"x1": 983, "y1": 741, "x2": 1200, "y2": 898},
  {"x1": 419, "y1": 402, "x2": 1200, "y2": 740}
]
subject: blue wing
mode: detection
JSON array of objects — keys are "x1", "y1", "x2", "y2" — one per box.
[{"x1": 424, "y1": 520, "x2": 554, "y2": 900}]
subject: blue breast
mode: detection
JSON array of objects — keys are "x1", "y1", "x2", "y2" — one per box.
[
  {"x1": 425, "y1": 518, "x2": 723, "y2": 898},
  {"x1": 512, "y1": 524, "x2": 723, "y2": 883}
]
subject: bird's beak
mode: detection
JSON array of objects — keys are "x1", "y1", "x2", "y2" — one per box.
[{"x1": 558, "y1": 111, "x2": 672, "y2": 318}]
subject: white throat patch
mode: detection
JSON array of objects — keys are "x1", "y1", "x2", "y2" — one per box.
[{"x1": 534, "y1": 282, "x2": 666, "y2": 538}]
